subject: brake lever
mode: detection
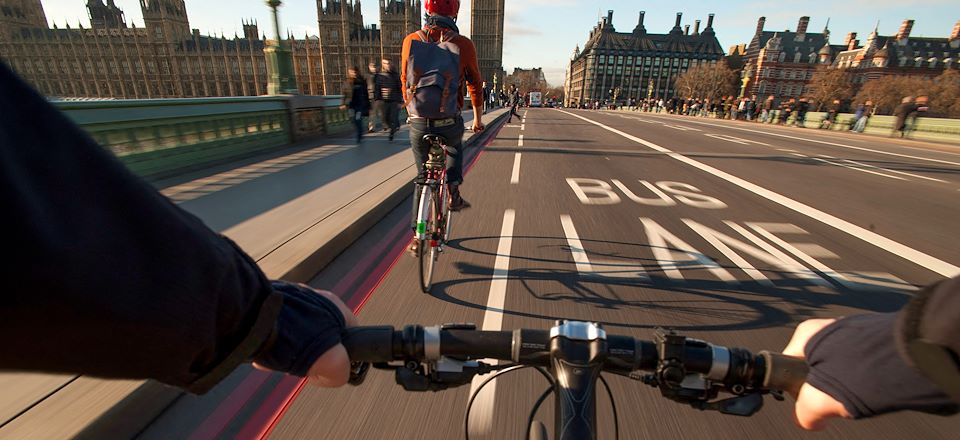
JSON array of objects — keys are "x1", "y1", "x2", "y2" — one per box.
[
  {"x1": 692, "y1": 393, "x2": 765, "y2": 416},
  {"x1": 348, "y1": 361, "x2": 370, "y2": 386}
]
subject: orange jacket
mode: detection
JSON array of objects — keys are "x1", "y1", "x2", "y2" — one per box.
[{"x1": 400, "y1": 26, "x2": 483, "y2": 113}]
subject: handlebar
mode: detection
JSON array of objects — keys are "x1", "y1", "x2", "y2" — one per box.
[
  {"x1": 342, "y1": 322, "x2": 807, "y2": 439},
  {"x1": 342, "y1": 322, "x2": 807, "y2": 400}
]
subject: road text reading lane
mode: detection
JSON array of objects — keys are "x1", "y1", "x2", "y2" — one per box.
[{"x1": 560, "y1": 214, "x2": 914, "y2": 292}]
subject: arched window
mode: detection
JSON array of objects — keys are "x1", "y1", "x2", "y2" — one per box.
[
  {"x1": 778, "y1": 52, "x2": 786, "y2": 62},
  {"x1": 928, "y1": 58, "x2": 938, "y2": 68},
  {"x1": 914, "y1": 57, "x2": 923, "y2": 67},
  {"x1": 794, "y1": 52, "x2": 802, "y2": 63},
  {"x1": 900, "y1": 57, "x2": 908, "y2": 67},
  {"x1": 809, "y1": 53, "x2": 817, "y2": 64}
]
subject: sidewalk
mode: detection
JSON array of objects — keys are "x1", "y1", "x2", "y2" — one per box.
[
  {"x1": 0, "y1": 108, "x2": 510, "y2": 440},
  {"x1": 609, "y1": 108, "x2": 960, "y2": 151}
]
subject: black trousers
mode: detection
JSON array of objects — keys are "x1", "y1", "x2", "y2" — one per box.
[{"x1": 408, "y1": 115, "x2": 465, "y2": 229}]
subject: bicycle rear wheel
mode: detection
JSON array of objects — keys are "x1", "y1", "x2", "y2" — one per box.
[{"x1": 418, "y1": 185, "x2": 440, "y2": 293}]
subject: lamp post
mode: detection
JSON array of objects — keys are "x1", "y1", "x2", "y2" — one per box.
[{"x1": 264, "y1": 0, "x2": 298, "y2": 95}]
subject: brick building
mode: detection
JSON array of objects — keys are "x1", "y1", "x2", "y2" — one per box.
[{"x1": 832, "y1": 19, "x2": 960, "y2": 87}]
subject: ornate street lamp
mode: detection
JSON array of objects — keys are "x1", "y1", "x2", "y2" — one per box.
[{"x1": 265, "y1": 0, "x2": 299, "y2": 95}]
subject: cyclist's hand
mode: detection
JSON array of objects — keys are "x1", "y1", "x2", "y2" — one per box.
[
  {"x1": 253, "y1": 285, "x2": 357, "y2": 388},
  {"x1": 472, "y1": 121, "x2": 485, "y2": 133},
  {"x1": 782, "y1": 318, "x2": 851, "y2": 431}
]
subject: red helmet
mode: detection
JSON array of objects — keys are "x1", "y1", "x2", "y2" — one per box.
[{"x1": 424, "y1": 0, "x2": 460, "y2": 17}]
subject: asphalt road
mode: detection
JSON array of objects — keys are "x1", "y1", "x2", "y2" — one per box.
[{"x1": 267, "y1": 108, "x2": 960, "y2": 439}]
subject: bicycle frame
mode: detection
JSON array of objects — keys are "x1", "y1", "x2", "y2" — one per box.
[{"x1": 415, "y1": 143, "x2": 448, "y2": 242}]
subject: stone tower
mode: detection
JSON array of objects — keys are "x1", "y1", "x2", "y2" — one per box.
[
  {"x1": 0, "y1": 0, "x2": 48, "y2": 40},
  {"x1": 378, "y1": 0, "x2": 420, "y2": 64},
  {"x1": 470, "y1": 0, "x2": 505, "y2": 85},
  {"x1": 317, "y1": 0, "x2": 365, "y2": 92},
  {"x1": 140, "y1": 0, "x2": 190, "y2": 43},
  {"x1": 87, "y1": 0, "x2": 126, "y2": 29}
]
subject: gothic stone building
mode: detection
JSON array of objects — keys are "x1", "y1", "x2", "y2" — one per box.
[
  {"x1": 0, "y1": 0, "x2": 419, "y2": 99},
  {"x1": 564, "y1": 11, "x2": 724, "y2": 107},
  {"x1": 316, "y1": 0, "x2": 420, "y2": 95}
]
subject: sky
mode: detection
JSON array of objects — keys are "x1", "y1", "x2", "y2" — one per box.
[{"x1": 39, "y1": 1, "x2": 960, "y2": 86}]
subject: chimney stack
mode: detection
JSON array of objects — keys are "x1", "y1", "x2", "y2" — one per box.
[
  {"x1": 684, "y1": 24, "x2": 690, "y2": 35},
  {"x1": 638, "y1": 11, "x2": 645, "y2": 27},
  {"x1": 797, "y1": 16, "x2": 810, "y2": 35},
  {"x1": 897, "y1": 19, "x2": 914, "y2": 40},
  {"x1": 756, "y1": 16, "x2": 766, "y2": 35},
  {"x1": 952, "y1": 19, "x2": 960, "y2": 40},
  {"x1": 844, "y1": 32, "x2": 857, "y2": 45},
  {"x1": 694, "y1": 19, "x2": 701, "y2": 35},
  {"x1": 707, "y1": 13, "x2": 714, "y2": 29},
  {"x1": 607, "y1": 10, "x2": 614, "y2": 25},
  {"x1": 675, "y1": 12, "x2": 683, "y2": 28}
]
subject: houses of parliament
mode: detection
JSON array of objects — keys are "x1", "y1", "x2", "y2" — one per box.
[{"x1": 0, "y1": 0, "x2": 422, "y2": 98}]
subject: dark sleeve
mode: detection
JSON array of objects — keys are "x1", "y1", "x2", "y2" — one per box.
[
  {"x1": 804, "y1": 278, "x2": 960, "y2": 418},
  {"x1": 896, "y1": 276, "x2": 960, "y2": 402},
  {"x1": 0, "y1": 63, "x2": 344, "y2": 393}
]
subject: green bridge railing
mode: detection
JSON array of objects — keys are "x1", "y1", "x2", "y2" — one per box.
[{"x1": 55, "y1": 95, "x2": 353, "y2": 180}]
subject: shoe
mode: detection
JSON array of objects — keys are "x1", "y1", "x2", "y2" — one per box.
[
  {"x1": 407, "y1": 237, "x2": 419, "y2": 257},
  {"x1": 389, "y1": 131, "x2": 395, "y2": 141},
  {"x1": 449, "y1": 195, "x2": 470, "y2": 212},
  {"x1": 448, "y1": 185, "x2": 471, "y2": 212}
]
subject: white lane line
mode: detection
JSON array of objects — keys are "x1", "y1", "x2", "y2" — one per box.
[
  {"x1": 840, "y1": 158, "x2": 950, "y2": 183},
  {"x1": 467, "y1": 209, "x2": 516, "y2": 435},
  {"x1": 663, "y1": 124, "x2": 701, "y2": 131},
  {"x1": 638, "y1": 113, "x2": 960, "y2": 167},
  {"x1": 779, "y1": 148, "x2": 798, "y2": 153},
  {"x1": 510, "y1": 153, "x2": 522, "y2": 184},
  {"x1": 518, "y1": 134, "x2": 524, "y2": 147},
  {"x1": 561, "y1": 215, "x2": 649, "y2": 279},
  {"x1": 558, "y1": 110, "x2": 960, "y2": 278},
  {"x1": 789, "y1": 153, "x2": 808, "y2": 157},
  {"x1": 521, "y1": 123, "x2": 525, "y2": 131},
  {"x1": 560, "y1": 214, "x2": 592, "y2": 274},
  {"x1": 504, "y1": 124, "x2": 521, "y2": 128},
  {"x1": 812, "y1": 157, "x2": 907, "y2": 181}
]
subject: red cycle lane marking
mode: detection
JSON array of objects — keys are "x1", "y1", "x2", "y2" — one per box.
[
  {"x1": 222, "y1": 115, "x2": 509, "y2": 440},
  {"x1": 185, "y1": 369, "x2": 271, "y2": 440},
  {"x1": 243, "y1": 227, "x2": 409, "y2": 440}
]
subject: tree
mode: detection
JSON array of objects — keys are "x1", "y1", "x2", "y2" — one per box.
[
  {"x1": 544, "y1": 86, "x2": 565, "y2": 103},
  {"x1": 854, "y1": 75, "x2": 932, "y2": 115},
  {"x1": 504, "y1": 69, "x2": 548, "y2": 94},
  {"x1": 930, "y1": 70, "x2": 960, "y2": 118},
  {"x1": 805, "y1": 66, "x2": 852, "y2": 111},
  {"x1": 673, "y1": 61, "x2": 736, "y2": 101}
]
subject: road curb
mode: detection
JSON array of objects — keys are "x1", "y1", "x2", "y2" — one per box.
[{"x1": 272, "y1": 109, "x2": 510, "y2": 283}]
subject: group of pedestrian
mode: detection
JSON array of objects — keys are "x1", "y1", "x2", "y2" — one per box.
[
  {"x1": 342, "y1": 59, "x2": 404, "y2": 143},
  {"x1": 892, "y1": 96, "x2": 929, "y2": 138}
]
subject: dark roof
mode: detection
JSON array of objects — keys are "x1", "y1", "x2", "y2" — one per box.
[
  {"x1": 577, "y1": 25, "x2": 724, "y2": 60},
  {"x1": 753, "y1": 30, "x2": 831, "y2": 55}
]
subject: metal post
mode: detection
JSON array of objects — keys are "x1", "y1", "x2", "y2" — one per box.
[{"x1": 264, "y1": 0, "x2": 299, "y2": 95}]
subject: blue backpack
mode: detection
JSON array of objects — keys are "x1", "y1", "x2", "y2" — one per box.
[{"x1": 406, "y1": 28, "x2": 461, "y2": 119}]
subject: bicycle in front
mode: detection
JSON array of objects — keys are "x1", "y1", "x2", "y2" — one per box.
[{"x1": 413, "y1": 134, "x2": 454, "y2": 292}]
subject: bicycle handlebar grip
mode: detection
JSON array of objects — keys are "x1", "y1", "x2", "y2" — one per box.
[
  {"x1": 342, "y1": 326, "x2": 397, "y2": 362},
  {"x1": 759, "y1": 351, "x2": 808, "y2": 395}
]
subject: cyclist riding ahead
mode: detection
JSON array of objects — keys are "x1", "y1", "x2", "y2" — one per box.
[{"x1": 402, "y1": 0, "x2": 484, "y2": 256}]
